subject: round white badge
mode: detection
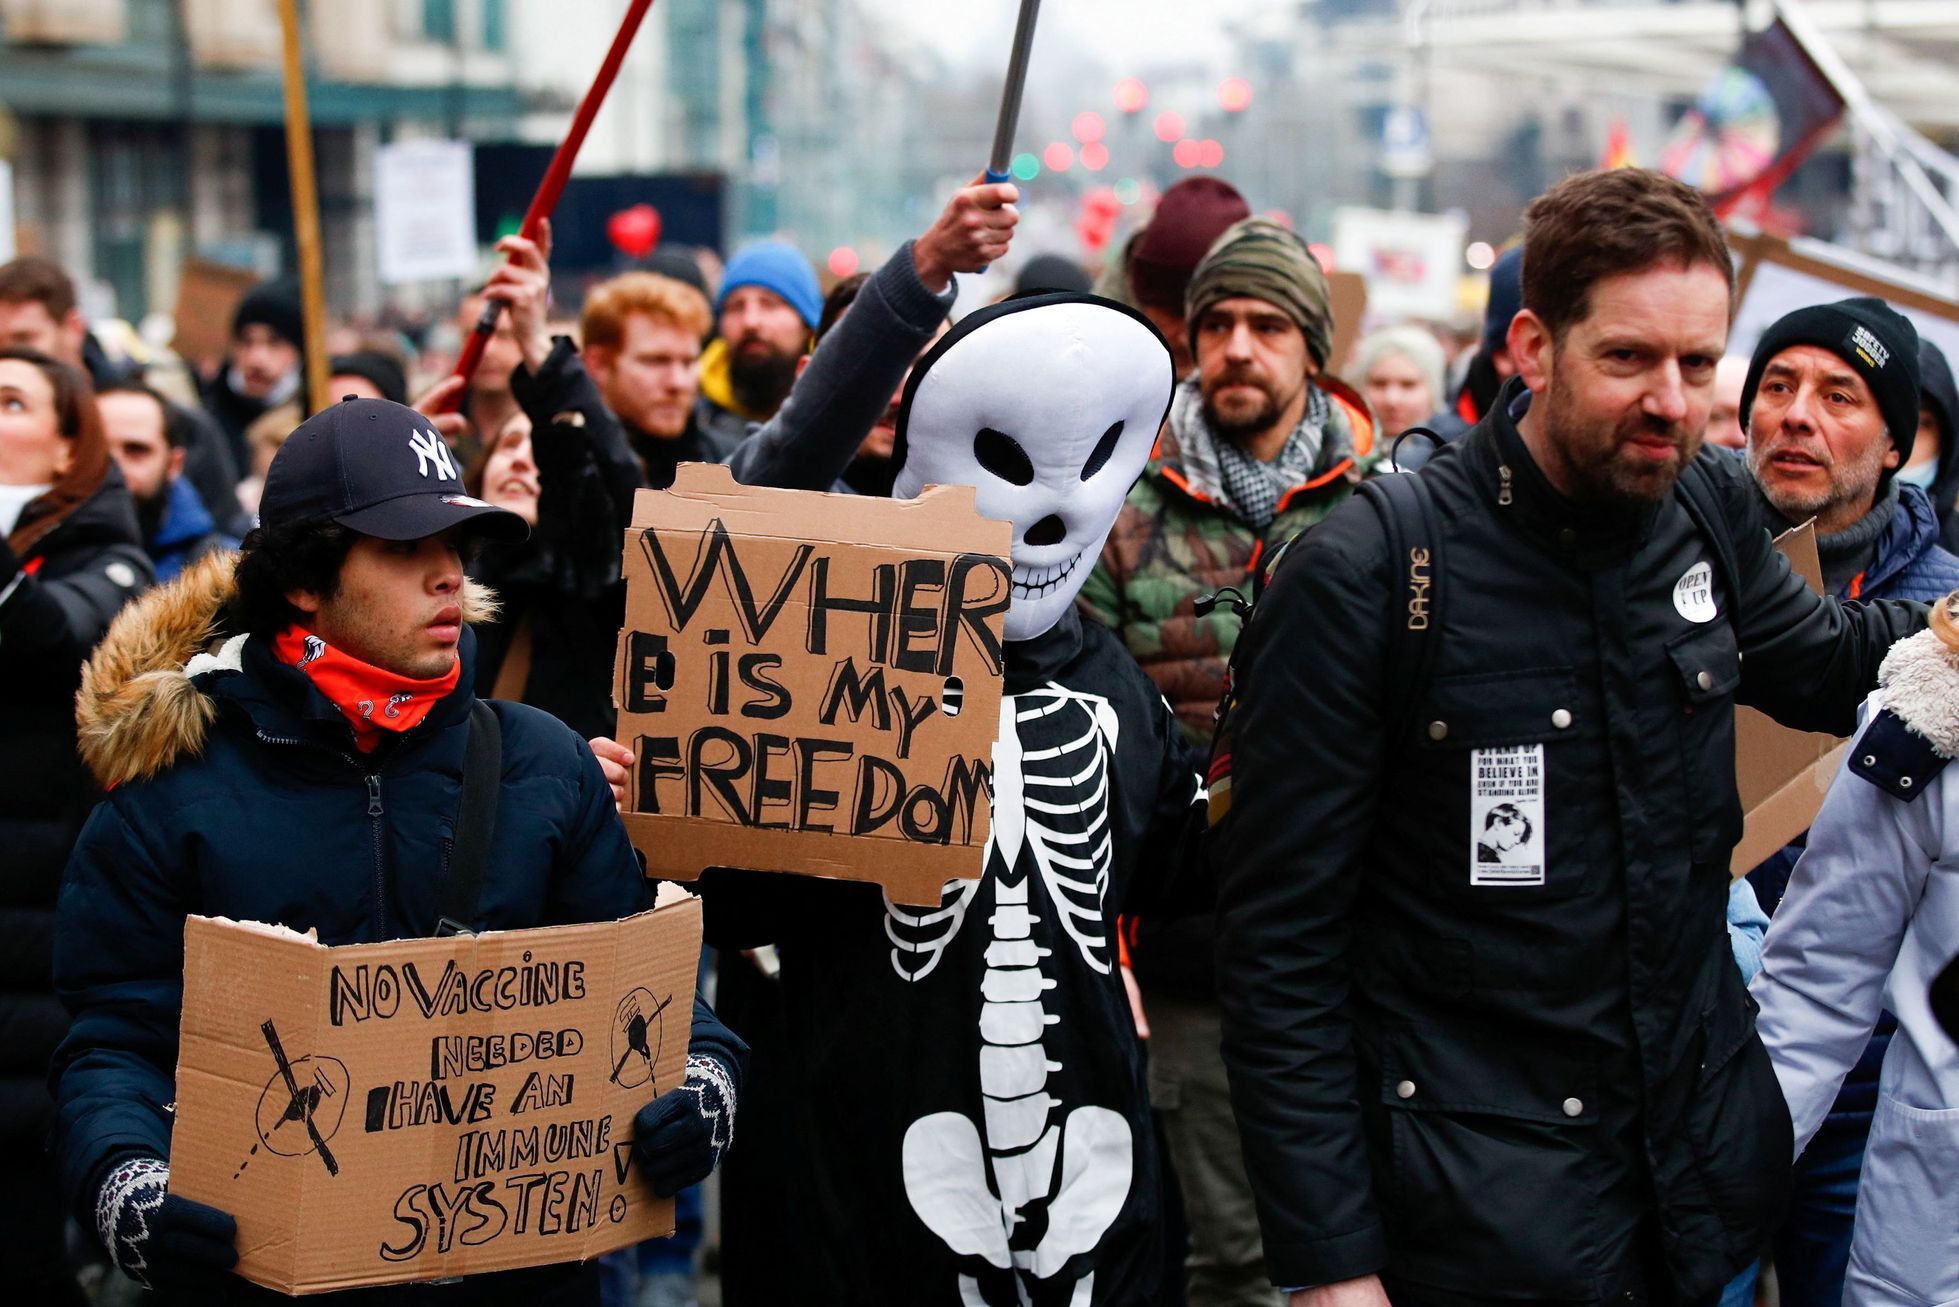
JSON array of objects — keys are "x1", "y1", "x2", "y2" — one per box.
[
  {"x1": 1673, "y1": 561, "x2": 1717, "y2": 622},
  {"x1": 104, "y1": 561, "x2": 138, "y2": 589}
]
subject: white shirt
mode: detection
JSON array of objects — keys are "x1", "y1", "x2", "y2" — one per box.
[{"x1": 0, "y1": 482, "x2": 51, "y2": 540}]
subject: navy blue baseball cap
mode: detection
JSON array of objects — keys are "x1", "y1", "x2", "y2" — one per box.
[{"x1": 258, "y1": 397, "x2": 528, "y2": 542}]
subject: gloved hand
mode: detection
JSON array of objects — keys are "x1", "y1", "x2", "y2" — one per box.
[
  {"x1": 95, "y1": 1155, "x2": 239, "y2": 1291},
  {"x1": 633, "y1": 1053, "x2": 737, "y2": 1197}
]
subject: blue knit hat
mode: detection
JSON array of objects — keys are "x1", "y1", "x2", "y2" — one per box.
[{"x1": 715, "y1": 240, "x2": 822, "y2": 330}]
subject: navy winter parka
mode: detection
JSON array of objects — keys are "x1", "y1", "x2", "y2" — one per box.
[{"x1": 51, "y1": 555, "x2": 741, "y2": 1305}]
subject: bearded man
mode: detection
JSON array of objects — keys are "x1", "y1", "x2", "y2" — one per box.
[
  {"x1": 1214, "y1": 168, "x2": 1927, "y2": 1307},
  {"x1": 1078, "y1": 216, "x2": 1375, "y2": 1306}
]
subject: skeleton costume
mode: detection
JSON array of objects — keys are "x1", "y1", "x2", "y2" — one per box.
[{"x1": 699, "y1": 293, "x2": 1208, "y2": 1306}]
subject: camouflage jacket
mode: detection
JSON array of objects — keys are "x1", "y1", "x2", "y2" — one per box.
[{"x1": 1080, "y1": 375, "x2": 1374, "y2": 746}]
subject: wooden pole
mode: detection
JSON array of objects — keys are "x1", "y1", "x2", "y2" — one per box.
[{"x1": 276, "y1": 0, "x2": 329, "y2": 417}]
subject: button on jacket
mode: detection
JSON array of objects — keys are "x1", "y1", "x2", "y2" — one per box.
[{"x1": 1215, "y1": 382, "x2": 1923, "y2": 1300}]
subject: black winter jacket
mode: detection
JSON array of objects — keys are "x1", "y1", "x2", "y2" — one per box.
[
  {"x1": 696, "y1": 611, "x2": 1209, "y2": 1305},
  {"x1": 1215, "y1": 382, "x2": 1924, "y2": 1300},
  {"x1": 51, "y1": 561, "x2": 742, "y2": 1305},
  {"x1": 0, "y1": 473, "x2": 152, "y2": 1147},
  {"x1": 471, "y1": 338, "x2": 645, "y2": 740}
]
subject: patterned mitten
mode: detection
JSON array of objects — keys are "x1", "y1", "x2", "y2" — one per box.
[
  {"x1": 95, "y1": 1155, "x2": 238, "y2": 1290},
  {"x1": 633, "y1": 1053, "x2": 738, "y2": 1197}
]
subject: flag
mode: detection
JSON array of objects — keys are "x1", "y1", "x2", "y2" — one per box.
[
  {"x1": 1660, "y1": 17, "x2": 1843, "y2": 211},
  {"x1": 1601, "y1": 119, "x2": 1636, "y2": 170}
]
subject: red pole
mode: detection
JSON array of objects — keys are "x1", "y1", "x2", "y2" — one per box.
[{"x1": 444, "y1": 0, "x2": 658, "y2": 407}]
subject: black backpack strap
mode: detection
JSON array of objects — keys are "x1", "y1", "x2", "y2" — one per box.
[
  {"x1": 1673, "y1": 456, "x2": 1744, "y2": 626},
  {"x1": 435, "y1": 700, "x2": 503, "y2": 938},
  {"x1": 1357, "y1": 473, "x2": 1443, "y2": 750}
]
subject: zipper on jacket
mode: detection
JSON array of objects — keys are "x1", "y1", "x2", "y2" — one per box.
[
  {"x1": 1497, "y1": 464, "x2": 1514, "y2": 507},
  {"x1": 364, "y1": 773, "x2": 388, "y2": 936},
  {"x1": 254, "y1": 728, "x2": 390, "y2": 937}
]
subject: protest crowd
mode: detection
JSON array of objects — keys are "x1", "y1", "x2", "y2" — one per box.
[{"x1": 8, "y1": 93, "x2": 1959, "y2": 1307}]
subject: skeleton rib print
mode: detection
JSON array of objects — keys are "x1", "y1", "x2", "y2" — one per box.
[{"x1": 885, "y1": 685, "x2": 1118, "y2": 982}]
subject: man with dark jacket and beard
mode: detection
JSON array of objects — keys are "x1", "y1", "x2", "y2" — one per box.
[
  {"x1": 0, "y1": 348, "x2": 151, "y2": 1305},
  {"x1": 1215, "y1": 169, "x2": 1925, "y2": 1307}
]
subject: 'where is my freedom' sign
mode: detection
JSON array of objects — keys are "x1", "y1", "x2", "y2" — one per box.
[
  {"x1": 169, "y1": 896, "x2": 700, "y2": 1294},
  {"x1": 615, "y1": 464, "x2": 1011, "y2": 906}
]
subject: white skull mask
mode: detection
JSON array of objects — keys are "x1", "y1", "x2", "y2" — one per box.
[{"x1": 893, "y1": 294, "x2": 1173, "y2": 643}]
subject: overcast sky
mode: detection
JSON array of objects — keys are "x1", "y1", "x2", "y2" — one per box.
[{"x1": 858, "y1": 0, "x2": 1269, "y2": 75}]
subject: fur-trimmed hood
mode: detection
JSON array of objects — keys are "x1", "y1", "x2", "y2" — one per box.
[
  {"x1": 1877, "y1": 599, "x2": 1959, "y2": 759},
  {"x1": 76, "y1": 551, "x2": 497, "y2": 789}
]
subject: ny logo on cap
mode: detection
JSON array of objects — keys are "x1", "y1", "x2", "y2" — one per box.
[{"x1": 409, "y1": 428, "x2": 457, "y2": 480}]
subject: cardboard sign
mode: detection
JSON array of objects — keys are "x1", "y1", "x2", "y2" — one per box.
[
  {"x1": 169, "y1": 894, "x2": 701, "y2": 1295},
  {"x1": 172, "y1": 259, "x2": 261, "y2": 372},
  {"x1": 615, "y1": 464, "x2": 1010, "y2": 906},
  {"x1": 1731, "y1": 522, "x2": 1849, "y2": 877},
  {"x1": 1326, "y1": 270, "x2": 1368, "y2": 378}
]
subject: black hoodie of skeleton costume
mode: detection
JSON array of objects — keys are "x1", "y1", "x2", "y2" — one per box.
[{"x1": 694, "y1": 293, "x2": 1210, "y2": 1306}]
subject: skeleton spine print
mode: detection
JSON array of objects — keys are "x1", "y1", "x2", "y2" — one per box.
[{"x1": 891, "y1": 687, "x2": 1134, "y2": 1307}]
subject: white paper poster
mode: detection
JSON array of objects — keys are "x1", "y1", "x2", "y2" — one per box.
[
  {"x1": 1470, "y1": 744, "x2": 1545, "y2": 886},
  {"x1": 1331, "y1": 206, "x2": 1466, "y2": 322},
  {"x1": 374, "y1": 140, "x2": 476, "y2": 286},
  {"x1": 0, "y1": 161, "x2": 16, "y2": 265}
]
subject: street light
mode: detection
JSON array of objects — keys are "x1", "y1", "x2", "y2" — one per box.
[
  {"x1": 1044, "y1": 142, "x2": 1075, "y2": 172},
  {"x1": 1080, "y1": 142, "x2": 1110, "y2": 171},
  {"x1": 1219, "y1": 77, "x2": 1253, "y2": 115},
  {"x1": 1154, "y1": 111, "x2": 1184, "y2": 144},
  {"x1": 1072, "y1": 112, "x2": 1106, "y2": 144},
  {"x1": 1172, "y1": 138, "x2": 1202, "y2": 169},
  {"x1": 1113, "y1": 78, "x2": 1148, "y2": 115}
]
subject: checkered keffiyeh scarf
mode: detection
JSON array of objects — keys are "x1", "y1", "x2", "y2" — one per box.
[{"x1": 1174, "y1": 380, "x2": 1332, "y2": 529}]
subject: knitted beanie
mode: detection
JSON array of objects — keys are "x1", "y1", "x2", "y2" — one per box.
[
  {"x1": 233, "y1": 277, "x2": 303, "y2": 349},
  {"x1": 1741, "y1": 297, "x2": 1923, "y2": 465},
  {"x1": 715, "y1": 241, "x2": 822, "y2": 330},
  {"x1": 1129, "y1": 177, "x2": 1252, "y2": 311},
  {"x1": 1480, "y1": 246, "x2": 1524, "y2": 359},
  {"x1": 1183, "y1": 217, "x2": 1334, "y2": 367}
]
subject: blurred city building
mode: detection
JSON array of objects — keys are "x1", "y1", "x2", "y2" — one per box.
[{"x1": 0, "y1": 0, "x2": 526, "y2": 320}]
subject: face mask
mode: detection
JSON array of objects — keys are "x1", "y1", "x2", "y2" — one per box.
[
  {"x1": 1897, "y1": 458, "x2": 1938, "y2": 489},
  {"x1": 894, "y1": 295, "x2": 1174, "y2": 642}
]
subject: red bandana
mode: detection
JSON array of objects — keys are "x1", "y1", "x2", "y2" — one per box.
[{"x1": 273, "y1": 625, "x2": 460, "y2": 752}]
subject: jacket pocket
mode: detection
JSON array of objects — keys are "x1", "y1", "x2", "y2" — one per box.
[
  {"x1": 1666, "y1": 623, "x2": 1744, "y2": 865},
  {"x1": 1681, "y1": 977, "x2": 1792, "y2": 1261},
  {"x1": 1415, "y1": 666, "x2": 1608, "y2": 902},
  {"x1": 1852, "y1": 1095, "x2": 1959, "y2": 1305},
  {"x1": 1364, "y1": 1020, "x2": 1605, "y2": 1296}
]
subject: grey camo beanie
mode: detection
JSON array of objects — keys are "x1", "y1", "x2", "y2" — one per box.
[{"x1": 1183, "y1": 217, "x2": 1334, "y2": 367}]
